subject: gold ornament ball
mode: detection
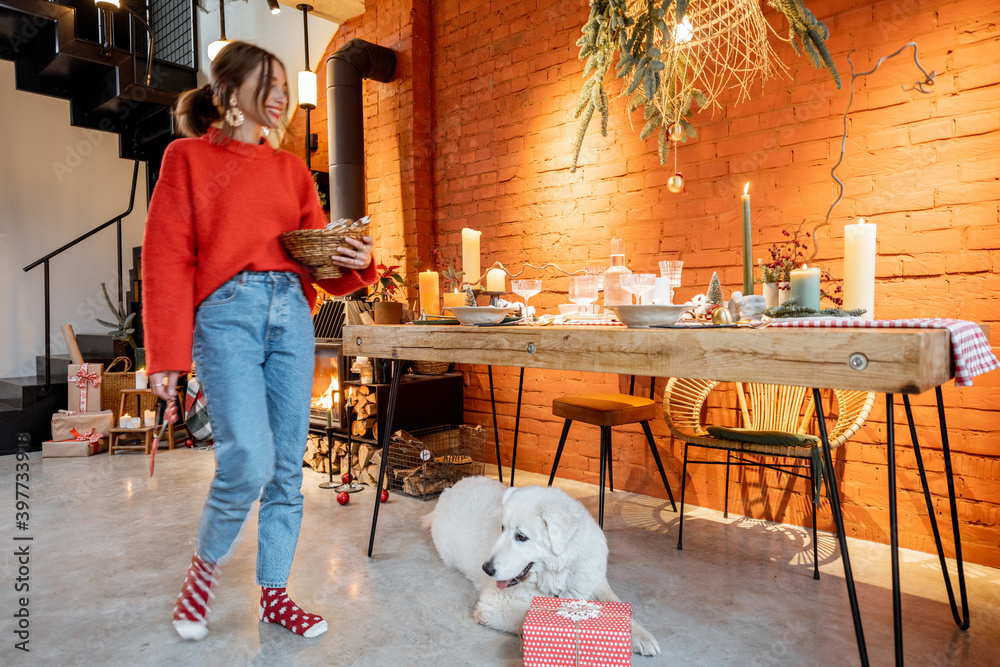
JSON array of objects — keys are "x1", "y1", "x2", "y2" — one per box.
[
  {"x1": 667, "y1": 174, "x2": 684, "y2": 193},
  {"x1": 667, "y1": 123, "x2": 684, "y2": 142},
  {"x1": 711, "y1": 307, "x2": 734, "y2": 325}
]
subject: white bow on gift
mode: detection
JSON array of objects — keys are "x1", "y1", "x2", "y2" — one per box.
[{"x1": 555, "y1": 600, "x2": 602, "y2": 623}]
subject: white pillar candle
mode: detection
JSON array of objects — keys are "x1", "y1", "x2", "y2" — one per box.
[
  {"x1": 462, "y1": 228, "x2": 481, "y2": 286},
  {"x1": 135, "y1": 368, "x2": 147, "y2": 389},
  {"x1": 144, "y1": 410, "x2": 156, "y2": 427},
  {"x1": 485, "y1": 267, "x2": 506, "y2": 292},
  {"x1": 418, "y1": 270, "x2": 441, "y2": 316},
  {"x1": 790, "y1": 265, "x2": 821, "y2": 312},
  {"x1": 843, "y1": 217, "x2": 877, "y2": 320},
  {"x1": 120, "y1": 414, "x2": 131, "y2": 429},
  {"x1": 130, "y1": 417, "x2": 142, "y2": 430}
]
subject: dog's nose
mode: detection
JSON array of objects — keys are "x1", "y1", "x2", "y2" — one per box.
[{"x1": 482, "y1": 560, "x2": 495, "y2": 577}]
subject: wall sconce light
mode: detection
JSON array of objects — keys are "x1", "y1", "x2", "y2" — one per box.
[
  {"x1": 207, "y1": 0, "x2": 230, "y2": 62},
  {"x1": 298, "y1": 4, "x2": 318, "y2": 167},
  {"x1": 94, "y1": 0, "x2": 155, "y2": 85},
  {"x1": 266, "y1": 0, "x2": 281, "y2": 14}
]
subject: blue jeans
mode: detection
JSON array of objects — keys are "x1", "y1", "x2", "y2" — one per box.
[{"x1": 192, "y1": 271, "x2": 314, "y2": 587}]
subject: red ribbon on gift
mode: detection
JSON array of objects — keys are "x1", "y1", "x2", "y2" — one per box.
[
  {"x1": 70, "y1": 363, "x2": 102, "y2": 412},
  {"x1": 70, "y1": 427, "x2": 104, "y2": 456}
]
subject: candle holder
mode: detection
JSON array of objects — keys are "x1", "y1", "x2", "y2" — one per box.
[
  {"x1": 319, "y1": 396, "x2": 364, "y2": 494},
  {"x1": 479, "y1": 290, "x2": 506, "y2": 307}
]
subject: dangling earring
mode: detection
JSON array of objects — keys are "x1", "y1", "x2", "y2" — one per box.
[
  {"x1": 260, "y1": 126, "x2": 270, "y2": 138},
  {"x1": 224, "y1": 93, "x2": 244, "y2": 127}
]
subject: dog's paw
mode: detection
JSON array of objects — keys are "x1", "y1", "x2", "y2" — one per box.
[{"x1": 631, "y1": 622, "x2": 661, "y2": 657}]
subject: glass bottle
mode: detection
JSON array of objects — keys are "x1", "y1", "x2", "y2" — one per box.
[{"x1": 602, "y1": 238, "x2": 632, "y2": 307}]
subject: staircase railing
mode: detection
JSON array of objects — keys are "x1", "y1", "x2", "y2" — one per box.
[{"x1": 22, "y1": 161, "x2": 141, "y2": 391}]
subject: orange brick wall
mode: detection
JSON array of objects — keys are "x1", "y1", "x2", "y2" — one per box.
[{"x1": 298, "y1": 0, "x2": 1000, "y2": 567}]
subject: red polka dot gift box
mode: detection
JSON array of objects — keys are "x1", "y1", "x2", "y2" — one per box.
[{"x1": 523, "y1": 597, "x2": 631, "y2": 667}]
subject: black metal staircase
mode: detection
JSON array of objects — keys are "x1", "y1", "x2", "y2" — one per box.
[{"x1": 0, "y1": 0, "x2": 198, "y2": 454}]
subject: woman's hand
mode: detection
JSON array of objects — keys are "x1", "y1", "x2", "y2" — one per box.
[
  {"x1": 150, "y1": 371, "x2": 181, "y2": 423},
  {"x1": 331, "y1": 235, "x2": 373, "y2": 271}
]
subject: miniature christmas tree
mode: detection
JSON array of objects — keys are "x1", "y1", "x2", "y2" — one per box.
[{"x1": 706, "y1": 272, "x2": 724, "y2": 307}]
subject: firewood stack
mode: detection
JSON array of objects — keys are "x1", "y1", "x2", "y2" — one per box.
[
  {"x1": 350, "y1": 385, "x2": 379, "y2": 440},
  {"x1": 303, "y1": 434, "x2": 362, "y2": 477}
]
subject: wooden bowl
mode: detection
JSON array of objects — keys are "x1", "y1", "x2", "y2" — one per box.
[{"x1": 280, "y1": 221, "x2": 370, "y2": 280}]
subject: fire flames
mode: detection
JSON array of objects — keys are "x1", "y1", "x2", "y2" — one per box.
[{"x1": 312, "y1": 375, "x2": 340, "y2": 410}]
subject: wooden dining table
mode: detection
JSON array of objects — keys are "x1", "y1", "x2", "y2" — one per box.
[{"x1": 344, "y1": 323, "x2": 973, "y2": 666}]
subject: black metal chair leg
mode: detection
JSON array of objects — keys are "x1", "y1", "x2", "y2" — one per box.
[
  {"x1": 813, "y1": 388, "x2": 868, "y2": 666},
  {"x1": 598, "y1": 426, "x2": 608, "y2": 529},
  {"x1": 368, "y1": 360, "x2": 404, "y2": 558},
  {"x1": 723, "y1": 451, "x2": 732, "y2": 519},
  {"x1": 640, "y1": 420, "x2": 676, "y2": 512},
  {"x1": 487, "y1": 365, "x2": 503, "y2": 484},
  {"x1": 904, "y1": 390, "x2": 971, "y2": 630},
  {"x1": 548, "y1": 420, "x2": 572, "y2": 486},
  {"x1": 810, "y1": 462, "x2": 820, "y2": 581},
  {"x1": 509, "y1": 367, "x2": 525, "y2": 487},
  {"x1": 887, "y1": 394, "x2": 903, "y2": 666},
  {"x1": 677, "y1": 443, "x2": 689, "y2": 550},
  {"x1": 606, "y1": 427, "x2": 614, "y2": 493}
]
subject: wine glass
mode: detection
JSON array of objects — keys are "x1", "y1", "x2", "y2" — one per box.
[
  {"x1": 568, "y1": 275, "x2": 598, "y2": 314},
  {"x1": 658, "y1": 260, "x2": 684, "y2": 302},
  {"x1": 620, "y1": 274, "x2": 656, "y2": 304},
  {"x1": 511, "y1": 280, "x2": 541, "y2": 321}
]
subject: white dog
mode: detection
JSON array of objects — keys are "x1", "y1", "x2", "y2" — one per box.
[{"x1": 427, "y1": 476, "x2": 660, "y2": 656}]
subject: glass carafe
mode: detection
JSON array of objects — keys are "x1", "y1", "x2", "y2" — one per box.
[{"x1": 602, "y1": 238, "x2": 632, "y2": 307}]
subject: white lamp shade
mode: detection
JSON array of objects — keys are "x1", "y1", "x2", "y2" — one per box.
[
  {"x1": 95, "y1": 0, "x2": 120, "y2": 8},
  {"x1": 298, "y1": 70, "x2": 317, "y2": 109},
  {"x1": 207, "y1": 39, "x2": 231, "y2": 62}
]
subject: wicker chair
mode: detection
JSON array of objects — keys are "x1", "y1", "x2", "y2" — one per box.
[
  {"x1": 548, "y1": 376, "x2": 677, "y2": 529},
  {"x1": 662, "y1": 378, "x2": 875, "y2": 579}
]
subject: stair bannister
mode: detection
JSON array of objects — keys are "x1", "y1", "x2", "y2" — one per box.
[{"x1": 22, "y1": 160, "x2": 141, "y2": 390}]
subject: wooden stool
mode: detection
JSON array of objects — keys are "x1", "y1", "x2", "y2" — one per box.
[
  {"x1": 547, "y1": 377, "x2": 677, "y2": 528},
  {"x1": 108, "y1": 389, "x2": 175, "y2": 455}
]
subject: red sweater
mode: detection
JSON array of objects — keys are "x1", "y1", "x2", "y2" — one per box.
[{"x1": 142, "y1": 127, "x2": 376, "y2": 374}]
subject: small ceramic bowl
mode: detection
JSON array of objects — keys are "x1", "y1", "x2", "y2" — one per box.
[
  {"x1": 606, "y1": 304, "x2": 688, "y2": 328},
  {"x1": 446, "y1": 306, "x2": 512, "y2": 325}
]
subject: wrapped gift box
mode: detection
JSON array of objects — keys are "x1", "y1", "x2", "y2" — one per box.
[
  {"x1": 51, "y1": 410, "x2": 114, "y2": 443},
  {"x1": 523, "y1": 597, "x2": 631, "y2": 667},
  {"x1": 67, "y1": 363, "x2": 103, "y2": 413},
  {"x1": 42, "y1": 429, "x2": 108, "y2": 457}
]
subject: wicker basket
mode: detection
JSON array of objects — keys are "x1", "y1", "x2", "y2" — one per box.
[
  {"x1": 280, "y1": 221, "x2": 370, "y2": 280},
  {"x1": 411, "y1": 360, "x2": 451, "y2": 375},
  {"x1": 101, "y1": 356, "x2": 137, "y2": 420}
]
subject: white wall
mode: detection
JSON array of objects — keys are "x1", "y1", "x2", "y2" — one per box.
[{"x1": 0, "y1": 2, "x2": 338, "y2": 379}]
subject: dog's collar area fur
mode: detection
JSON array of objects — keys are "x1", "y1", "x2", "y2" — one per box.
[{"x1": 496, "y1": 562, "x2": 533, "y2": 589}]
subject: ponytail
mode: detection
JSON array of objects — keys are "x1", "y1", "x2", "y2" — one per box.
[{"x1": 174, "y1": 84, "x2": 221, "y2": 138}]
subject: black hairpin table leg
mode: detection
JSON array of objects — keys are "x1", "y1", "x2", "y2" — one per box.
[
  {"x1": 886, "y1": 394, "x2": 903, "y2": 665},
  {"x1": 903, "y1": 389, "x2": 970, "y2": 630},
  {"x1": 367, "y1": 359, "x2": 404, "y2": 558},
  {"x1": 488, "y1": 365, "x2": 503, "y2": 484},
  {"x1": 509, "y1": 367, "x2": 525, "y2": 487},
  {"x1": 813, "y1": 388, "x2": 869, "y2": 666}
]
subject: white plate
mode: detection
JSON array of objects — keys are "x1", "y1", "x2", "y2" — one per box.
[
  {"x1": 445, "y1": 306, "x2": 513, "y2": 325},
  {"x1": 606, "y1": 304, "x2": 689, "y2": 328}
]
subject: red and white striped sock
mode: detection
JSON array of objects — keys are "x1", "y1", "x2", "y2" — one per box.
[
  {"x1": 258, "y1": 587, "x2": 327, "y2": 638},
  {"x1": 172, "y1": 553, "x2": 218, "y2": 641}
]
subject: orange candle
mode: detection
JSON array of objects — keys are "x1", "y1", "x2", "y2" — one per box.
[
  {"x1": 418, "y1": 270, "x2": 441, "y2": 316},
  {"x1": 442, "y1": 289, "x2": 465, "y2": 311}
]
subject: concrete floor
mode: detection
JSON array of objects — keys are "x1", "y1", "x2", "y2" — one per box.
[{"x1": 3, "y1": 447, "x2": 999, "y2": 667}]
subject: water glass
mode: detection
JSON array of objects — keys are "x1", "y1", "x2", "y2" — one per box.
[
  {"x1": 568, "y1": 275, "x2": 599, "y2": 307},
  {"x1": 658, "y1": 260, "x2": 684, "y2": 289}
]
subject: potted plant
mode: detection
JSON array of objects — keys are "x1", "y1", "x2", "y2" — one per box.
[
  {"x1": 757, "y1": 227, "x2": 809, "y2": 309},
  {"x1": 368, "y1": 257, "x2": 407, "y2": 324},
  {"x1": 97, "y1": 282, "x2": 138, "y2": 360}
]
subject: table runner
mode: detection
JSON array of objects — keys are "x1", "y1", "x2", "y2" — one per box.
[{"x1": 769, "y1": 318, "x2": 999, "y2": 387}]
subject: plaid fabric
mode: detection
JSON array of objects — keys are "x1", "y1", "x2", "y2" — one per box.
[
  {"x1": 184, "y1": 375, "x2": 214, "y2": 441},
  {"x1": 769, "y1": 318, "x2": 999, "y2": 387}
]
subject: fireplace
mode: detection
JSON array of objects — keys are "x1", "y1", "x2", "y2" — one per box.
[{"x1": 311, "y1": 338, "x2": 348, "y2": 429}]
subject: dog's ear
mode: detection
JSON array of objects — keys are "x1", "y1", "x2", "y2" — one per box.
[
  {"x1": 501, "y1": 486, "x2": 518, "y2": 506},
  {"x1": 541, "y1": 507, "x2": 578, "y2": 555}
]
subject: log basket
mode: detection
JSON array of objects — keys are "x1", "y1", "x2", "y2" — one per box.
[{"x1": 410, "y1": 360, "x2": 451, "y2": 375}]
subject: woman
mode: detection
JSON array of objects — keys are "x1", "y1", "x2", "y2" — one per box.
[{"x1": 143, "y1": 41, "x2": 376, "y2": 641}]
